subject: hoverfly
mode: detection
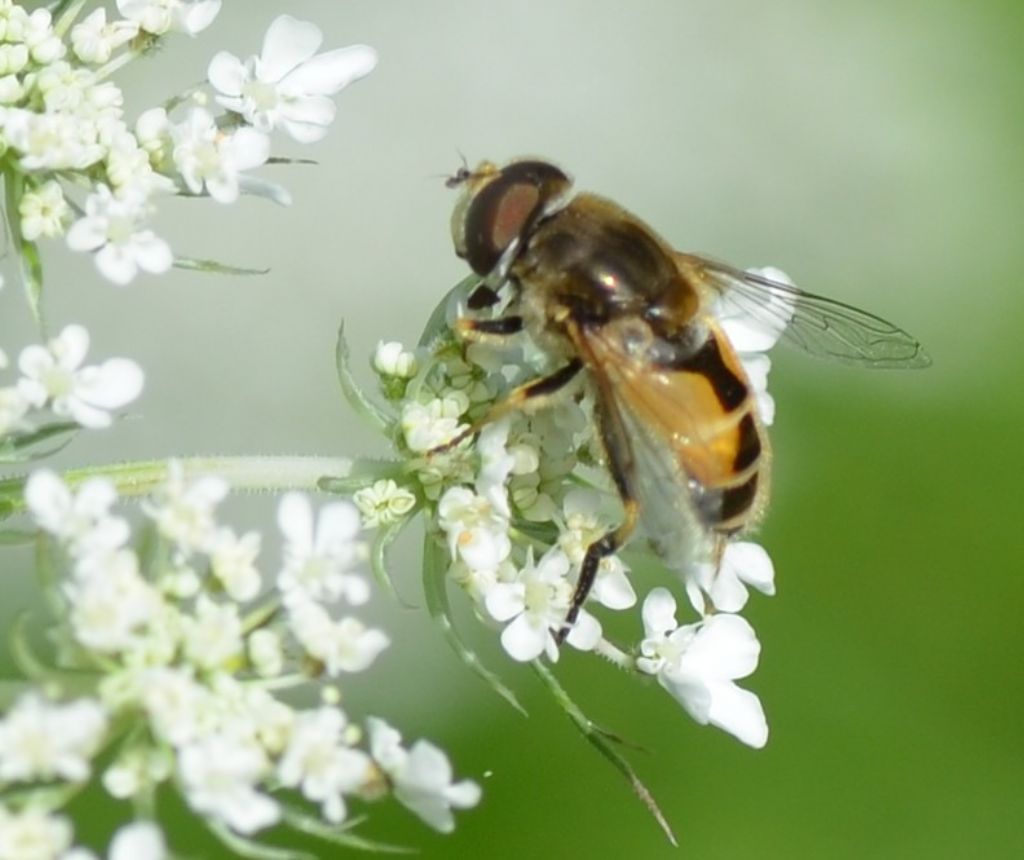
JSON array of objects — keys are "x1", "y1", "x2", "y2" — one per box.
[{"x1": 439, "y1": 158, "x2": 928, "y2": 640}]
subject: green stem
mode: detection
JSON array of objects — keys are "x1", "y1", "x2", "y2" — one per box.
[
  {"x1": 93, "y1": 47, "x2": 144, "y2": 82},
  {"x1": 53, "y1": 0, "x2": 89, "y2": 35},
  {"x1": 0, "y1": 455, "x2": 355, "y2": 514}
]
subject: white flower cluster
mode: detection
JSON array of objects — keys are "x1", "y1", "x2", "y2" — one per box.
[
  {"x1": 0, "y1": 3, "x2": 376, "y2": 286},
  {"x1": 0, "y1": 323, "x2": 143, "y2": 443},
  {"x1": 0, "y1": 464, "x2": 479, "y2": 858},
  {"x1": 350, "y1": 273, "x2": 794, "y2": 749}
]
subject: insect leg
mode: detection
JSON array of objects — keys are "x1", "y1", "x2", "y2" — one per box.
[
  {"x1": 427, "y1": 359, "x2": 582, "y2": 455},
  {"x1": 467, "y1": 283, "x2": 502, "y2": 310},
  {"x1": 455, "y1": 316, "x2": 524, "y2": 338},
  {"x1": 557, "y1": 498, "x2": 640, "y2": 644},
  {"x1": 555, "y1": 388, "x2": 637, "y2": 644}
]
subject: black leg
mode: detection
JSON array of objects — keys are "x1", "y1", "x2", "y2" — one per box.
[{"x1": 427, "y1": 359, "x2": 583, "y2": 456}]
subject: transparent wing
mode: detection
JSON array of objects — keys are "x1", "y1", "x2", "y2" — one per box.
[{"x1": 677, "y1": 253, "x2": 931, "y2": 368}]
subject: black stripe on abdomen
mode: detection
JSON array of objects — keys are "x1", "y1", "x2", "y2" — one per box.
[
  {"x1": 673, "y1": 336, "x2": 747, "y2": 411},
  {"x1": 733, "y1": 413, "x2": 761, "y2": 471},
  {"x1": 697, "y1": 472, "x2": 759, "y2": 530}
]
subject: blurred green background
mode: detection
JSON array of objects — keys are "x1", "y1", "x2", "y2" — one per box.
[{"x1": 2, "y1": 0, "x2": 1022, "y2": 857}]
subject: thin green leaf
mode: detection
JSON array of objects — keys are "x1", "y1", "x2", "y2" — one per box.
[
  {"x1": 532, "y1": 660, "x2": 677, "y2": 847},
  {"x1": 206, "y1": 822, "x2": 317, "y2": 860},
  {"x1": 173, "y1": 257, "x2": 270, "y2": 276},
  {"x1": 4, "y1": 170, "x2": 46, "y2": 327},
  {"x1": 0, "y1": 421, "x2": 81, "y2": 464},
  {"x1": 282, "y1": 807, "x2": 414, "y2": 854},
  {"x1": 422, "y1": 531, "x2": 527, "y2": 716},
  {"x1": 266, "y1": 156, "x2": 318, "y2": 166},
  {"x1": 417, "y1": 275, "x2": 479, "y2": 348},
  {"x1": 369, "y1": 515, "x2": 418, "y2": 608},
  {"x1": 335, "y1": 321, "x2": 393, "y2": 432}
]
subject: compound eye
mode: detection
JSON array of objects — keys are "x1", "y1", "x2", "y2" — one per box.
[{"x1": 462, "y1": 180, "x2": 540, "y2": 275}]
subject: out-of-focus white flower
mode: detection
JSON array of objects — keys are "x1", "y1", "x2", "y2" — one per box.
[
  {"x1": 353, "y1": 479, "x2": 417, "y2": 529},
  {"x1": 68, "y1": 549, "x2": 162, "y2": 654},
  {"x1": 17, "y1": 324, "x2": 143, "y2": 427},
  {"x1": 276, "y1": 492, "x2": 368, "y2": 606},
  {"x1": 401, "y1": 396, "x2": 469, "y2": 453},
  {"x1": 247, "y1": 628, "x2": 284, "y2": 678},
  {"x1": 170, "y1": 107, "x2": 269, "y2": 204},
  {"x1": 136, "y1": 666, "x2": 208, "y2": 747},
  {"x1": 0, "y1": 694, "x2": 107, "y2": 784},
  {"x1": 24, "y1": 7, "x2": 64, "y2": 65},
  {"x1": 208, "y1": 14, "x2": 377, "y2": 142},
  {"x1": 437, "y1": 486, "x2": 510, "y2": 572},
  {"x1": 62, "y1": 821, "x2": 166, "y2": 860},
  {"x1": 637, "y1": 588, "x2": 768, "y2": 748},
  {"x1": 116, "y1": 0, "x2": 221, "y2": 37},
  {"x1": 475, "y1": 418, "x2": 514, "y2": 519},
  {"x1": 367, "y1": 718, "x2": 481, "y2": 834},
  {"x1": 144, "y1": 461, "x2": 229, "y2": 555},
  {"x1": 180, "y1": 596, "x2": 244, "y2": 671},
  {"x1": 0, "y1": 806, "x2": 72, "y2": 860},
  {"x1": 485, "y1": 548, "x2": 601, "y2": 662},
  {"x1": 19, "y1": 180, "x2": 69, "y2": 241},
  {"x1": 24, "y1": 470, "x2": 129, "y2": 558},
  {"x1": 557, "y1": 488, "x2": 636, "y2": 610},
  {"x1": 209, "y1": 528, "x2": 262, "y2": 601},
  {"x1": 71, "y1": 9, "x2": 139, "y2": 65},
  {"x1": 686, "y1": 541, "x2": 775, "y2": 614},
  {"x1": 373, "y1": 341, "x2": 417, "y2": 378},
  {"x1": 65, "y1": 185, "x2": 172, "y2": 285},
  {"x1": 178, "y1": 732, "x2": 280, "y2": 834},
  {"x1": 3, "y1": 108, "x2": 104, "y2": 171},
  {"x1": 0, "y1": 386, "x2": 29, "y2": 436},
  {"x1": 289, "y1": 600, "x2": 389, "y2": 675},
  {"x1": 0, "y1": 43, "x2": 29, "y2": 77},
  {"x1": 277, "y1": 706, "x2": 372, "y2": 824}
]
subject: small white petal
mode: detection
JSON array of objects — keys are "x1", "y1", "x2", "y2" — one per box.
[
  {"x1": 500, "y1": 612, "x2": 548, "y2": 662},
  {"x1": 484, "y1": 582, "x2": 524, "y2": 622},
  {"x1": 565, "y1": 610, "x2": 601, "y2": 651},
  {"x1": 641, "y1": 587, "x2": 679, "y2": 637},
  {"x1": 259, "y1": 15, "x2": 322, "y2": 82},
  {"x1": 279, "y1": 45, "x2": 378, "y2": 95},
  {"x1": 207, "y1": 51, "x2": 245, "y2": 95},
  {"x1": 705, "y1": 680, "x2": 768, "y2": 748}
]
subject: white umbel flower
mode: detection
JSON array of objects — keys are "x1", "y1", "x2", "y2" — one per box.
[
  {"x1": 353, "y1": 479, "x2": 417, "y2": 529},
  {"x1": 116, "y1": 0, "x2": 221, "y2": 37},
  {"x1": 0, "y1": 806, "x2": 72, "y2": 860},
  {"x1": 178, "y1": 732, "x2": 280, "y2": 834},
  {"x1": 277, "y1": 706, "x2": 372, "y2": 824},
  {"x1": 686, "y1": 540, "x2": 776, "y2": 614},
  {"x1": 372, "y1": 341, "x2": 417, "y2": 378},
  {"x1": 484, "y1": 548, "x2": 601, "y2": 662},
  {"x1": 289, "y1": 600, "x2": 389, "y2": 675},
  {"x1": 17, "y1": 324, "x2": 144, "y2": 427},
  {"x1": 19, "y1": 180, "x2": 69, "y2": 241},
  {"x1": 71, "y1": 9, "x2": 139, "y2": 65},
  {"x1": 437, "y1": 486, "x2": 510, "y2": 573},
  {"x1": 24, "y1": 470, "x2": 129, "y2": 558},
  {"x1": 61, "y1": 821, "x2": 166, "y2": 860},
  {"x1": 637, "y1": 588, "x2": 768, "y2": 748},
  {"x1": 367, "y1": 718, "x2": 481, "y2": 834},
  {"x1": 144, "y1": 461, "x2": 228, "y2": 556},
  {"x1": 0, "y1": 694, "x2": 107, "y2": 784},
  {"x1": 276, "y1": 493, "x2": 368, "y2": 606},
  {"x1": 208, "y1": 15, "x2": 377, "y2": 142},
  {"x1": 65, "y1": 186, "x2": 172, "y2": 285},
  {"x1": 170, "y1": 107, "x2": 270, "y2": 204}
]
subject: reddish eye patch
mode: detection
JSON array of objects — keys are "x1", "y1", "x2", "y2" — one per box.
[{"x1": 490, "y1": 183, "x2": 540, "y2": 256}]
